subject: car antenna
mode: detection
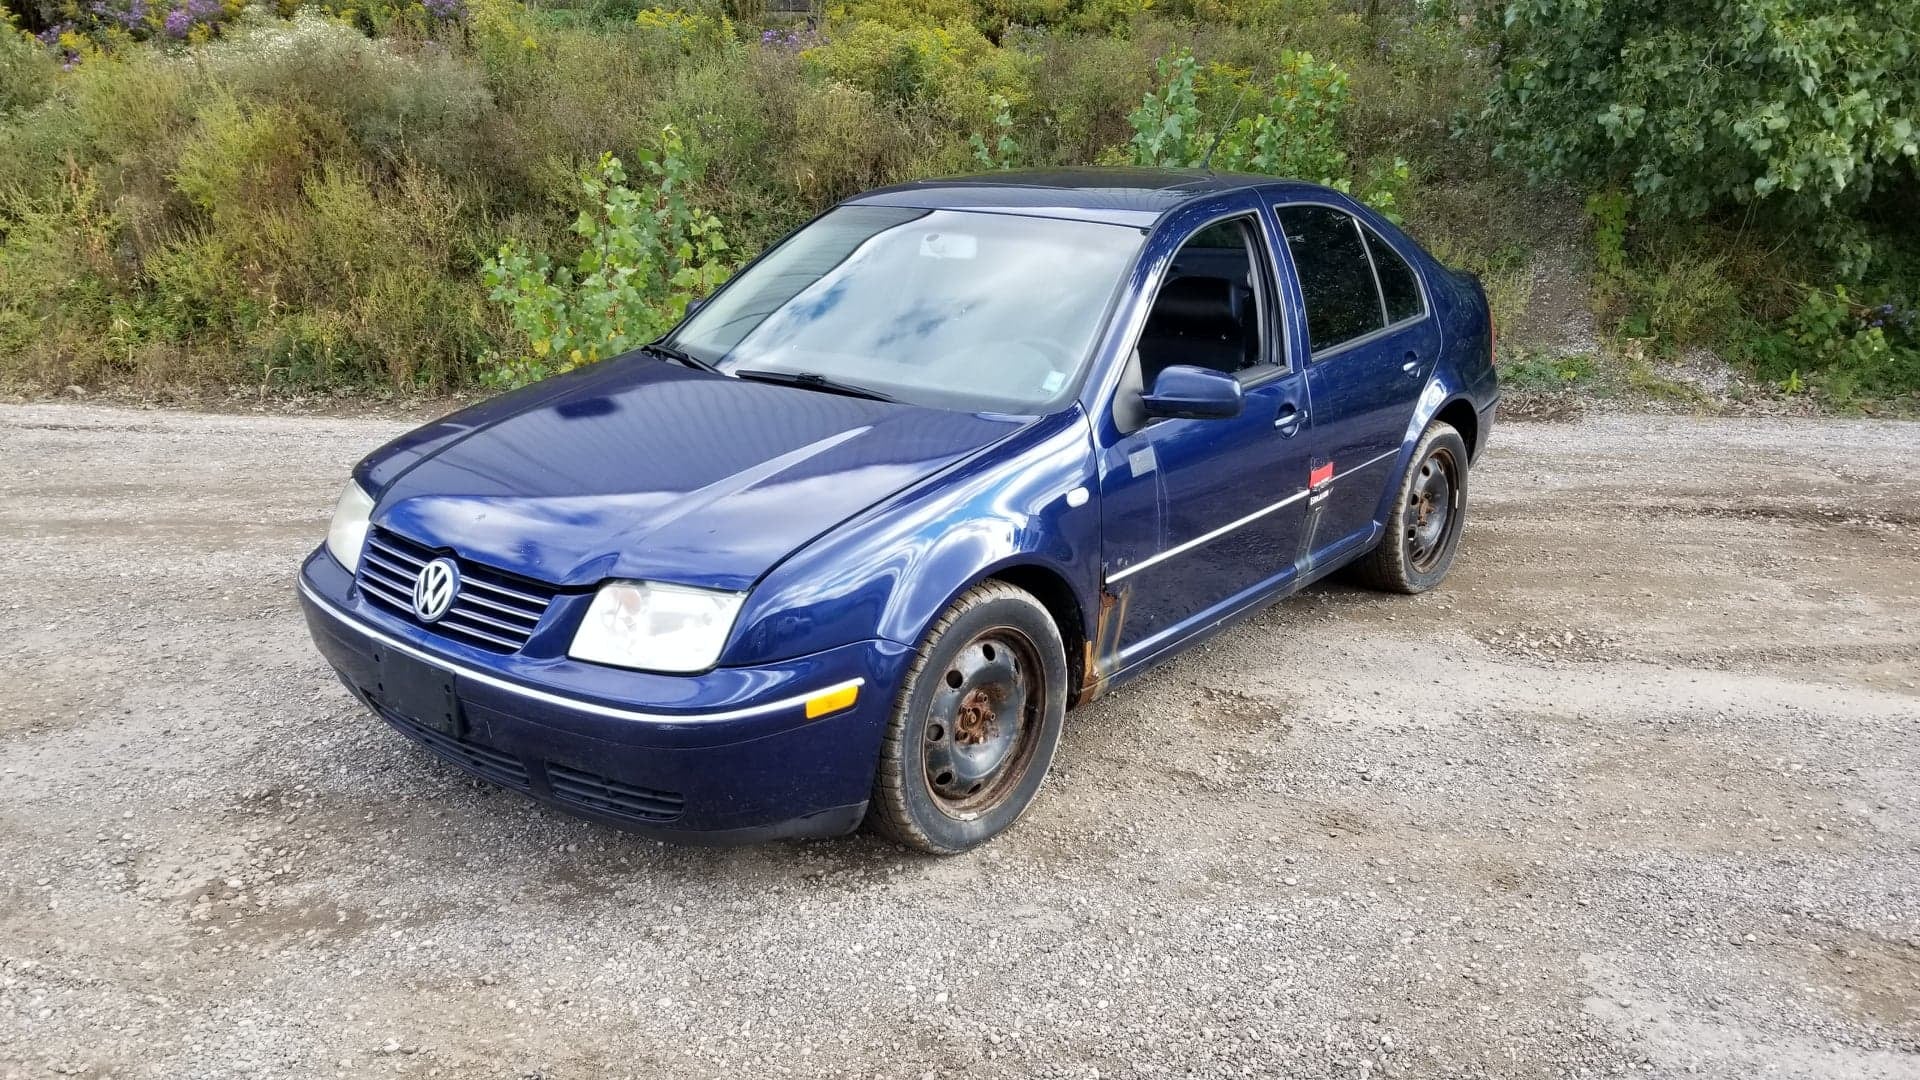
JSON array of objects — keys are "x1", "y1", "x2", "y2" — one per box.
[{"x1": 1199, "y1": 82, "x2": 1252, "y2": 174}]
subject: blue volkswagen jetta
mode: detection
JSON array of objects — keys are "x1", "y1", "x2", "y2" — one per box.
[{"x1": 298, "y1": 169, "x2": 1497, "y2": 853}]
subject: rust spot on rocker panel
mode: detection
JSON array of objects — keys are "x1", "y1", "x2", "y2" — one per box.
[{"x1": 1076, "y1": 584, "x2": 1130, "y2": 705}]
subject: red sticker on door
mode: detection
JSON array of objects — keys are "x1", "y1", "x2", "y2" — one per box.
[{"x1": 1309, "y1": 461, "x2": 1334, "y2": 489}]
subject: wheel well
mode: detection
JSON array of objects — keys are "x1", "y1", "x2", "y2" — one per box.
[
  {"x1": 987, "y1": 564, "x2": 1087, "y2": 707},
  {"x1": 1435, "y1": 398, "x2": 1480, "y2": 461}
]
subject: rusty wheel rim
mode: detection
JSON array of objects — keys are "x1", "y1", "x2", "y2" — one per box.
[
  {"x1": 922, "y1": 627, "x2": 1043, "y2": 817},
  {"x1": 1405, "y1": 444, "x2": 1459, "y2": 573}
]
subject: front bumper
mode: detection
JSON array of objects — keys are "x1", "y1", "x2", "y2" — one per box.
[{"x1": 297, "y1": 549, "x2": 911, "y2": 843}]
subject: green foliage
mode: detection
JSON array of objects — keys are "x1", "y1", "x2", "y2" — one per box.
[
  {"x1": 1587, "y1": 190, "x2": 1740, "y2": 353},
  {"x1": 197, "y1": 11, "x2": 493, "y2": 175},
  {"x1": 968, "y1": 92, "x2": 1020, "y2": 169},
  {"x1": 801, "y1": 17, "x2": 1028, "y2": 127},
  {"x1": 825, "y1": 0, "x2": 1148, "y2": 36},
  {"x1": 481, "y1": 129, "x2": 731, "y2": 387},
  {"x1": 631, "y1": 6, "x2": 734, "y2": 48},
  {"x1": 1213, "y1": 50, "x2": 1350, "y2": 181},
  {"x1": 976, "y1": 0, "x2": 1149, "y2": 33},
  {"x1": 1739, "y1": 286, "x2": 1920, "y2": 403},
  {"x1": 0, "y1": 171, "x2": 131, "y2": 385},
  {"x1": 1499, "y1": 350, "x2": 1597, "y2": 391},
  {"x1": 0, "y1": 0, "x2": 1661, "y2": 398},
  {"x1": 1488, "y1": 0, "x2": 1917, "y2": 279},
  {"x1": 0, "y1": 22, "x2": 57, "y2": 116},
  {"x1": 1126, "y1": 50, "x2": 1201, "y2": 166},
  {"x1": 1126, "y1": 48, "x2": 1410, "y2": 219}
]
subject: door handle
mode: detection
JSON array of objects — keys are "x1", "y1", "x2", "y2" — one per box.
[
  {"x1": 1273, "y1": 401, "x2": 1304, "y2": 436},
  {"x1": 1402, "y1": 351, "x2": 1421, "y2": 375}
]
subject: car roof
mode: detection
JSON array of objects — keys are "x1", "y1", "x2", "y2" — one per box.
[{"x1": 844, "y1": 168, "x2": 1340, "y2": 228}]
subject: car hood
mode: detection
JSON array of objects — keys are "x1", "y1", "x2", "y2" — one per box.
[{"x1": 372, "y1": 358, "x2": 1026, "y2": 592}]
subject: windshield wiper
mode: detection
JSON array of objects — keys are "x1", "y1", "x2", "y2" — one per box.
[
  {"x1": 640, "y1": 341, "x2": 716, "y2": 372},
  {"x1": 731, "y1": 369, "x2": 899, "y2": 404}
]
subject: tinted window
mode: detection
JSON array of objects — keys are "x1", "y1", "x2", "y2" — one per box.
[
  {"x1": 1364, "y1": 225, "x2": 1423, "y2": 324},
  {"x1": 1277, "y1": 205, "x2": 1383, "y2": 353}
]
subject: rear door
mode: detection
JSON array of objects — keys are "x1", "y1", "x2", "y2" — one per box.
[{"x1": 1270, "y1": 201, "x2": 1440, "y2": 566}]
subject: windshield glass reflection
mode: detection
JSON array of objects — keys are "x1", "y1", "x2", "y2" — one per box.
[{"x1": 668, "y1": 206, "x2": 1143, "y2": 413}]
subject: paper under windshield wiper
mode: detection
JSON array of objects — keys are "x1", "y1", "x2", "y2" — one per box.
[
  {"x1": 731, "y1": 369, "x2": 899, "y2": 403},
  {"x1": 641, "y1": 341, "x2": 716, "y2": 372}
]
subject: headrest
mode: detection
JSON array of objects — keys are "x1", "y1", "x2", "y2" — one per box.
[{"x1": 1147, "y1": 276, "x2": 1242, "y2": 331}]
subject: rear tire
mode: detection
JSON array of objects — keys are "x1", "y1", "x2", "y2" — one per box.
[
  {"x1": 1350, "y1": 422, "x2": 1470, "y2": 594},
  {"x1": 866, "y1": 581, "x2": 1067, "y2": 854}
]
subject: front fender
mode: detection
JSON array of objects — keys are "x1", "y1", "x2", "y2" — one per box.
[{"x1": 721, "y1": 409, "x2": 1101, "y2": 667}]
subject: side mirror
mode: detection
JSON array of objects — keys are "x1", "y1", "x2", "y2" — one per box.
[
  {"x1": 1139, "y1": 365, "x2": 1244, "y2": 420},
  {"x1": 683, "y1": 297, "x2": 705, "y2": 317}
]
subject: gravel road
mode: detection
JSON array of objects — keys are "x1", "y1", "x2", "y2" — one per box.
[{"x1": 2, "y1": 403, "x2": 1917, "y2": 1080}]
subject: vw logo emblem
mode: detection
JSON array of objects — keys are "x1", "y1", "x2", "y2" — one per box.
[{"x1": 412, "y1": 557, "x2": 460, "y2": 623}]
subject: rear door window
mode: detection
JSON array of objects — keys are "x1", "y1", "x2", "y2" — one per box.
[
  {"x1": 1363, "y1": 224, "x2": 1424, "y2": 324},
  {"x1": 1276, "y1": 205, "x2": 1383, "y2": 354}
]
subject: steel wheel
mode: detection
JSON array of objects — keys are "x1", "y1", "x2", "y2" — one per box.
[
  {"x1": 867, "y1": 581, "x2": 1069, "y2": 854},
  {"x1": 922, "y1": 628, "x2": 1044, "y2": 816},
  {"x1": 1348, "y1": 421, "x2": 1471, "y2": 594},
  {"x1": 1405, "y1": 444, "x2": 1460, "y2": 573}
]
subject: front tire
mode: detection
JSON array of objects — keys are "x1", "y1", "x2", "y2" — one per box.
[
  {"x1": 1351, "y1": 421, "x2": 1471, "y2": 594},
  {"x1": 867, "y1": 581, "x2": 1068, "y2": 854}
]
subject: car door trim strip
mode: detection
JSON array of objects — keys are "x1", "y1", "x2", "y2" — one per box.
[
  {"x1": 1105, "y1": 447, "x2": 1400, "y2": 585},
  {"x1": 300, "y1": 579, "x2": 864, "y2": 724},
  {"x1": 1107, "y1": 488, "x2": 1309, "y2": 584}
]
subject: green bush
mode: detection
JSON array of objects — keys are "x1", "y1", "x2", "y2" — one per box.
[
  {"x1": 0, "y1": 0, "x2": 1569, "y2": 396},
  {"x1": 198, "y1": 10, "x2": 492, "y2": 175},
  {"x1": 1499, "y1": 350, "x2": 1596, "y2": 392},
  {"x1": 1487, "y1": 0, "x2": 1917, "y2": 279},
  {"x1": 801, "y1": 18, "x2": 1028, "y2": 128},
  {"x1": 785, "y1": 78, "x2": 922, "y2": 206},
  {"x1": 1126, "y1": 47, "x2": 1411, "y2": 218},
  {"x1": 1020, "y1": 30, "x2": 1154, "y2": 165},
  {"x1": 1490, "y1": 0, "x2": 1917, "y2": 217},
  {"x1": 0, "y1": 172, "x2": 131, "y2": 385},
  {"x1": 1489, "y1": 0, "x2": 1920, "y2": 400},
  {"x1": 481, "y1": 129, "x2": 731, "y2": 387},
  {"x1": 0, "y1": 23, "x2": 57, "y2": 116},
  {"x1": 1739, "y1": 287, "x2": 1920, "y2": 404},
  {"x1": 1125, "y1": 51, "x2": 1202, "y2": 167},
  {"x1": 968, "y1": 92, "x2": 1020, "y2": 169},
  {"x1": 1215, "y1": 50, "x2": 1352, "y2": 181}
]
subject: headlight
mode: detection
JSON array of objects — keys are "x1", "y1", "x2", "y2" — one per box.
[
  {"x1": 325, "y1": 480, "x2": 376, "y2": 571},
  {"x1": 569, "y1": 581, "x2": 746, "y2": 674}
]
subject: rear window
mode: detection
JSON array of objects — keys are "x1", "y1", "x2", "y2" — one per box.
[{"x1": 1364, "y1": 224, "x2": 1424, "y2": 324}]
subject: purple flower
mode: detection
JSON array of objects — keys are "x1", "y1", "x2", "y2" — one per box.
[
  {"x1": 758, "y1": 27, "x2": 812, "y2": 51},
  {"x1": 86, "y1": 0, "x2": 148, "y2": 28},
  {"x1": 423, "y1": 0, "x2": 466, "y2": 21},
  {"x1": 163, "y1": 7, "x2": 192, "y2": 36}
]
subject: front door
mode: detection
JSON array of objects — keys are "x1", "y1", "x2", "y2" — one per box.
[
  {"x1": 1272, "y1": 202, "x2": 1440, "y2": 563},
  {"x1": 1097, "y1": 207, "x2": 1312, "y2": 666}
]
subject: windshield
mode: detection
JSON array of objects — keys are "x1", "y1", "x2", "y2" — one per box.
[{"x1": 667, "y1": 205, "x2": 1144, "y2": 413}]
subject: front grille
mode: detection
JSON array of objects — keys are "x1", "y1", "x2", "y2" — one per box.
[
  {"x1": 384, "y1": 710, "x2": 532, "y2": 791},
  {"x1": 357, "y1": 528, "x2": 557, "y2": 653},
  {"x1": 547, "y1": 762, "x2": 685, "y2": 823}
]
